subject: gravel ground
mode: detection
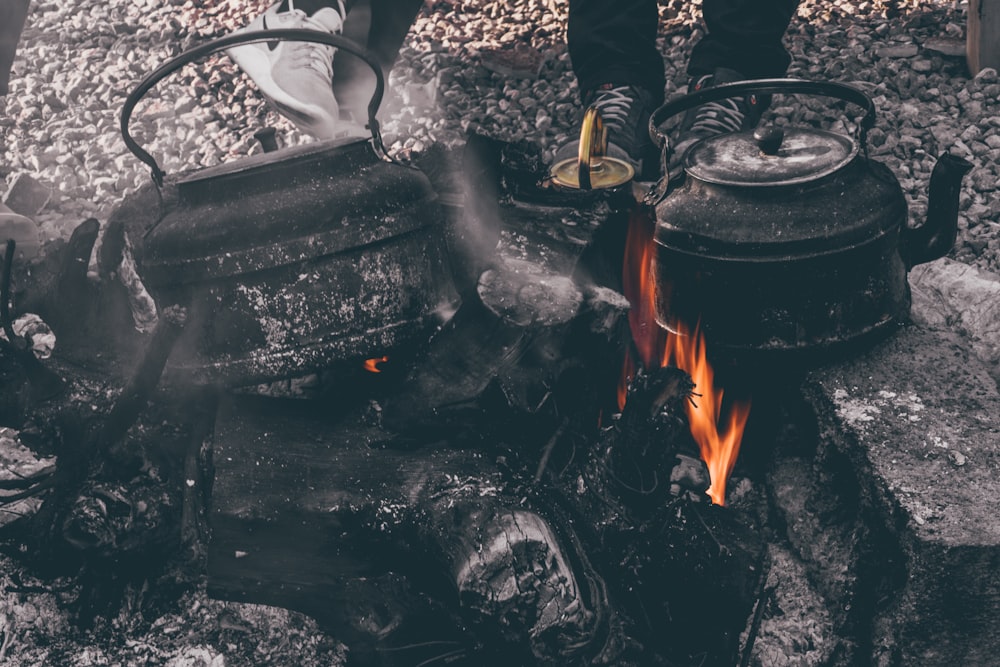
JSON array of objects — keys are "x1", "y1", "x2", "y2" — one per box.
[
  {"x1": 1, "y1": 0, "x2": 998, "y2": 665},
  {"x1": 1, "y1": 0, "x2": 999, "y2": 273}
]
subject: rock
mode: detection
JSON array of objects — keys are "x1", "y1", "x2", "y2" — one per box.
[
  {"x1": 0, "y1": 203, "x2": 41, "y2": 260},
  {"x1": 2, "y1": 172, "x2": 51, "y2": 217},
  {"x1": 165, "y1": 646, "x2": 226, "y2": 667},
  {"x1": 974, "y1": 67, "x2": 999, "y2": 84},
  {"x1": 877, "y1": 43, "x2": 919, "y2": 58},
  {"x1": 479, "y1": 44, "x2": 547, "y2": 79},
  {"x1": 921, "y1": 37, "x2": 967, "y2": 58},
  {"x1": 804, "y1": 326, "x2": 1000, "y2": 667},
  {"x1": 971, "y1": 169, "x2": 998, "y2": 191},
  {"x1": 909, "y1": 257, "x2": 1000, "y2": 380}
]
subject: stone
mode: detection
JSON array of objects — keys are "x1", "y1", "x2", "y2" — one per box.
[
  {"x1": 749, "y1": 542, "x2": 841, "y2": 665},
  {"x1": 2, "y1": 172, "x2": 51, "y2": 217},
  {"x1": 974, "y1": 67, "x2": 999, "y2": 84},
  {"x1": 803, "y1": 326, "x2": 1000, "y2": 667},
  {"x1": 921, "y1": 37, "x2": 967, "y2": 58},
  {"x1": 909, "y1": 257, "x2": 1000, "y2": 382},
  {"x1": 877, "y1": 43, "x2": 919, "y2": 59}
]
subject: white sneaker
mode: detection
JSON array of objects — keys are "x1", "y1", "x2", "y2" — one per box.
[{"x1": 226, "y1": 1, "x2": 350, "y2": 139}]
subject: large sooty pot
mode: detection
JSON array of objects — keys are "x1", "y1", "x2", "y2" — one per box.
[
  {"x1": 647, "y1": 79, "x2": 972, "y2": 357},
  {"x1": 106, "y1": 30, "x2": 459, "y2": 386}
]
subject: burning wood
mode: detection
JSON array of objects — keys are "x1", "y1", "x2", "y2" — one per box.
[
  {"x1": 620, "y1": 208, "x2": 751, "y2": 505},
  {"x1": 537, "y1": 360, "x2": 766, "y2": 665},
  {"x1": 0, "y1": 139, "x2": 770, "y2": 665}
]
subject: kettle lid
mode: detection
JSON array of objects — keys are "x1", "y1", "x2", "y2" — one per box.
[{"x1": 685, "y1": 127, "x2": 857, "y2": 187}]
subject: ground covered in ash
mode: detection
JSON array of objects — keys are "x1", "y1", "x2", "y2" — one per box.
[{"x1": 1, "y1": 0, "x2": 998, "y2": 665}]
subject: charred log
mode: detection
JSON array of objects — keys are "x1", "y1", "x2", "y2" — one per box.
[
  {"x1": 527, "y1": 363, "x2": 766, "y2": 666},
  {"x1": 208, "y1": 349, "x2": 761, "y2": 665},
  {"x1": 0, "y1": 291, "x2": 199, "y2": 628},
  {"x1": 16, "y1": 218, "x2": 101, "y2": 333},
  {"x1": 1, "y1": 239, "x2": 65, "y2": 406},
  {"x1": 208, "y1": 394, "x2": 617, "y2": 665},
  {"x1": 62, "y1": 479, "x2": 178, "y2": 556},
  {"x1": 97, "y1": 304, "x2": 186, "y2": 465},
  {"x1": 609, "y1": 365, "x2": 703, "y2": 505}
]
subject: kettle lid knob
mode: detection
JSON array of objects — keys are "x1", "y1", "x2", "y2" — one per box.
[{"x1": 753, "y1": 126, "x2": 785, "y2": 155}]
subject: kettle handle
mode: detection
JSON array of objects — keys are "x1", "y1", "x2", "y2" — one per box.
[
  {"x1": 120, "y1": 29, "x2": 386, "y2": 187},
  {"x1": 576, "y1": 105, "x2": 607, "y2": 190},
  {"x1": 648, "y1": 78, "x2": 877, "y2": 166}
]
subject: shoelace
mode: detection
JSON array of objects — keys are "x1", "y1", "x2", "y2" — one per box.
[
  {"x1": 687, "y1": 76, "x2": 746, "y2": 136},
  {"x1": 284, "y1": 0, "x2": 346, "y2": 80},
  {"x1": 591, "y1": 85, "x2": 635, "y2": 132},
  {"x1": 688, "y1": 98, "x2": 746, "y2": 135}
]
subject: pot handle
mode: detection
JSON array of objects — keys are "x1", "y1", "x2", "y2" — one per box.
[
  {"x1": 648, "y1": 78, "x2": 877, "y2": 172},
  {"x1": 576, "y1": 105, "x2": 606, "y2": 190},
  {"x1": 899, "y1": 152, "x2": 973, "y2": 268},
  {"x1": 120, "y1": 29, "x2": 386, "y2": 187}
]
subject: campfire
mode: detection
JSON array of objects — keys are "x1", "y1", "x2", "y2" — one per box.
[
  {"x1": 0, "y1": 73, "x2": 985, "y2": 666},
  {"x1": 620, "y1": 207, "x2": 751, "y2": 506},
  {"x1": 0, "y1": 135, "x2": 770, "y2": 666}
]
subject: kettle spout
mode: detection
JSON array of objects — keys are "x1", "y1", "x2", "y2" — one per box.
[{"x1": 901, "y1": 152, "x2": 973, "y2": 268}]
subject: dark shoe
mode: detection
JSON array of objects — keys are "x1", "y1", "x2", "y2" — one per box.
[
  {"x1": 554, "y1": 84, "x2": 659, "y2": 182},
  {"x1": 667, "y1": 68, "x2": 769, "y2": 182}
]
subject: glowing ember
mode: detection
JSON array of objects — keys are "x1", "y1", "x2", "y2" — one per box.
[
  {"x1": 619, "y1": 208, "x2": 751, "y2": 505},
  {"x1": 363, "y1": 356, "x2": 389, "y2": 373}
]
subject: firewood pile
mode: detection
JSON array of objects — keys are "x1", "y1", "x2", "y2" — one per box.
[{"x1": 0, "y1": 138, "x2": 773, "y2": 666}]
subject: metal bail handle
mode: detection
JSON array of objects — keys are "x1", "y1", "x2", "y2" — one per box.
[
  {"x1": 120, "y1": 29, "x2": 387, "y2": 186},
  {"x1": 549, "y1": 105, "x2": 635, "y2": 190},
  {"x1": 648, "y1": 78, "x2": 878, "y2": 167},
  {"x1": 578, "y1": 105, "x2": 606, "y2": 190}
]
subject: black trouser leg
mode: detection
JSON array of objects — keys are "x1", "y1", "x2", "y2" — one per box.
[
  {"x1": 333, "y1": 0, "x2": 424, "y2": 121},
  {"x1": 687, "y1": 0, "x2": 800, "y2": 78},
  {"x1": 567, "y1": 0, "x2": 665, "y2": 104},
  {"x1": 0, "y1": 0, "x2": 31, "y2": 96},
  {"x1": 365, "y1": 0, "x2": 424, "y2": 75}
]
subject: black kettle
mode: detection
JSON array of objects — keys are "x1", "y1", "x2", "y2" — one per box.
[
  {"x1": 644, "y1": 79, "x2": 972, "y2": 357},
  {"x1": 101, "y1": 30, "x2": 460, "y2": 386}
]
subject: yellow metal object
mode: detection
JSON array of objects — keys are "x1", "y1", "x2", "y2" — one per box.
[{"x1": 550, "y1": 106, "x2": 635, "y2": 190}]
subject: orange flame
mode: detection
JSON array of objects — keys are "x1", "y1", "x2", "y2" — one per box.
[
  {"x1": 619, "y1": 207, "x2": 750, "y2": 505},
  {"x1": 661, "y1": 319, "x2": 751, "y2": 505},
  {"x1": 363, "y1": 356, "x2": 389, "y2": 373}
]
